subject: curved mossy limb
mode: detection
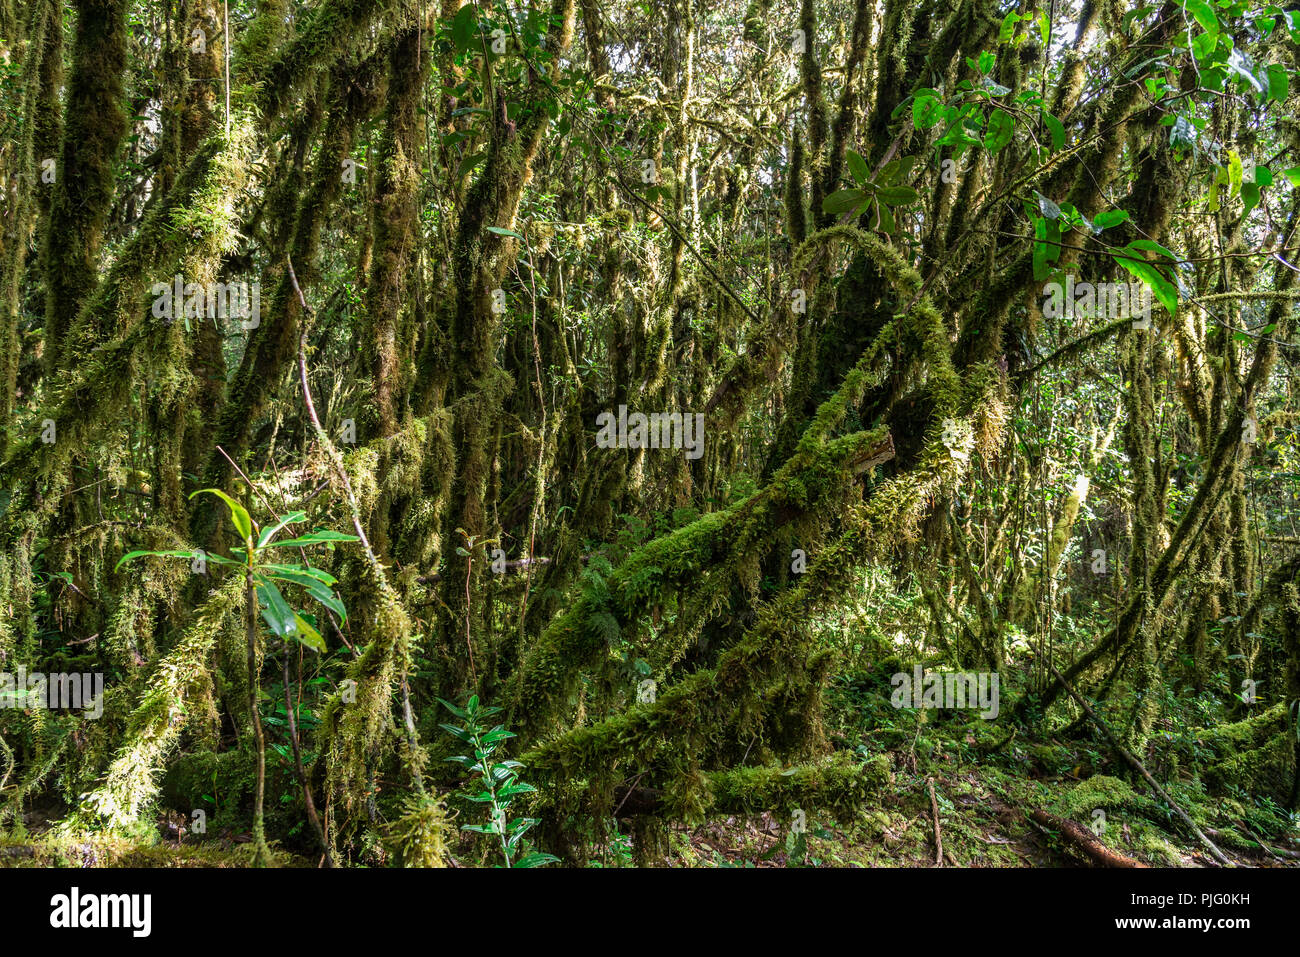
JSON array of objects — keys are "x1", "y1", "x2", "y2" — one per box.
[{"x1": 705, "y1": 752, "x2": 892, "y2": 823}]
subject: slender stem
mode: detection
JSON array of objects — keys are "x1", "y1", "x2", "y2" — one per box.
[
  {"x1": 281, "y1": 636, "x2": 334, "y2": 867},
  {"x1": 464, "y1": 549, "x2": 477, "y2": 683},
  {"x1": 246, "y1": 562, "x2": 270, "y2": 866},
  {"x1": 472, "y1": 724, "x2": 511, "y2": 867}
]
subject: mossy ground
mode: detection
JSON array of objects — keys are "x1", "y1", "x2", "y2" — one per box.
[
  {"x1": 0, "y1": 829, "x2": 312, "y2": 868},
  {"x1": 651, "y1": 740, "x2": 1299, "y2": 869},
  {"x1": 6, "y1": 712, "x2": 1292, "y2": 869}
]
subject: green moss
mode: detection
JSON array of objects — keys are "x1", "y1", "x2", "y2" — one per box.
[
  {"x1": 0, "y1": 832, "x2": 309, "y2": 868},
  {"x1": 1195, "y1": 703, "x2": 1287, "y2": 753},
  {"x1": 1127, "y1": 820, "x2": 1183, "y2": 866},
  {"x1": 1203, "y1": 731, "x2": 1295, "y2": 805},
  {"x1": 1054, "y1": 774, "x2": 1157, "y2": 818},
  {"x1": 1025, "y1": 742, "x2": 1073, "y2": 771},
  {"x1": 40, "y1": 0, "x2": 129, "y2": 369},
  {"x1": 386, "y1": 793, "x2": 452, "y2": 868},
  {"x1": 1187, "y1": 705, "x2": 1295, "y2": 804},
  {"x1": 706, "y1": 753, "x2": 892, "y2": 823}
]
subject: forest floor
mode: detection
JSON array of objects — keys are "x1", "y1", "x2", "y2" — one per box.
[
  {"x1": 2, "y1": 652, "x2": 1295, "y2": 868},
  {"x1": 3, "y1": 722, "x2": 1296, "y2": 868},
  {"x1": 666, "y1": 767, "x2": 1300, "y2": 869}
]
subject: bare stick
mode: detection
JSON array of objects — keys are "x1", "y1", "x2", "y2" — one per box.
[
  {"x1": 289, "y1": 254, "x2": 426, "y2": 794},
  {"x1": 926, "y1": 777, "x2": 943, "y2": 867}
]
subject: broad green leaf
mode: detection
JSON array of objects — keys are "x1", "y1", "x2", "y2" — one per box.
[
  {"x1": 1041, "y1": 111, "x2": 1065, "y2": 150},
  {"x1": 438, "y1": 697, "x2": 467, "y2": 719},
  {"x1": 439, "y1": 723, "x2": 474, "y2": 742},
  {"x1": 876, "y1": 185, "x2": 919, "y2": 205},
  {"x1": 270, "y1": 529, "x2": 359, "y2": 549},
  {"x1": 877, "y1": 155, "x2": 917, "y2": 186},
  {"x1": 292, "y1": 612, "x2": 326, "y2": 652},
  {"x1": 912, "y1": 93, "x2": 943, "y2": 129},
  {"x1": 257, "y1": 511, "x2": 306, "y2": 549},
  {"x1": 1031, "y1": 217, "x2": 1061, "y2": 282},
  {"x1": 1114, "y1": 247, "x2": 1178, "y2": 315},
  {"x1": 505, "y1": 820, "x2": 535, "y2": 850},
  {"x1": 451, "y1": 3, "x2": 478, "y2": 52},
  {"x1": 190, "y1": 488, "x2": 254, "y2": 544},
  {"x1": 1033, "y1": 217, "x2": 1050, "y2": 280},
  {"x1": 999, "y1": 11, "x2": 1020, "y2": 42},
  {"x1": 1241, "y1": 182, "x2": 1260, "y2": 216},
  {"x1": 1181, "y1": 0, "x2": 1218, "y2": 35},
  {"x1": 984, "y1": 110, "x2": 1013, "y2": 152},
  {"x1": 822, "y1": 188, "x2": 867, "y2": 215},
  {"x1": 456, "y1": 150, "x2": 486, "y2": 180},
  {"x1": 1093, "y1": 209, "x2": 1130, "y2": 229},
  {"x1": 1191, "y1": 29, "x2": 1216, "y2": 61},
  {"x1": 258, "y1": 562, "x2": 338, "y2": 586},
  {"x1": 1129, "y1": 238, "x2": 1179, "y2": 260},
  {"x1": 1266, "y1": 63, "x2": 1288, "y2": 102},
  {"x1": 114, "y1": 549, "x2": 198, "y2": 573},
  {"x1": 845, "y1": 149, "x2": 870, "y2": 186},
  {"x1": 267, "y1": 569, "x2": 347, "y2": 621},
  {"x1": 257, "y1": 579, "x2": 298, "y2": 638}
]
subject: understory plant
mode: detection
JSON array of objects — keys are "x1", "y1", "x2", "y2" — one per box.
[
  {"x1": 440, "y1": 695, "x2": 558, "y2": 868},
  {"x1": 117, "y1": 488, "x2": 356, "y2": 865}
]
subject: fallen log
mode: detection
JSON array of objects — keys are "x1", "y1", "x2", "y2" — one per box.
[{"x1": 1027, "y1": 808, "x2": 1147, "y2": 868}]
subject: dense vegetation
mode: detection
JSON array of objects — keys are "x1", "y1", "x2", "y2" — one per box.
[{"x1": 0, "y1": 0, "x2": 1298, "y2": 868}]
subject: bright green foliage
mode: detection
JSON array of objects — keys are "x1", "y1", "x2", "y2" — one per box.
[
  {"x1": 440, "y1": 696, "x2": 557, "y2": 868},
  {"x1": 117, "y1": 489, "x2": 358, "y2": 652}
]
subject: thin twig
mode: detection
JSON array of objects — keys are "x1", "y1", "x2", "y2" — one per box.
[{"x1": 926, "y1": 777, "x2": 943, "y2": 867}]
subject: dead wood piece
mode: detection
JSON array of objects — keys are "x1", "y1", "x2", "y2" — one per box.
[
  {"x1": 1027, "y1": 808, "x2": 1147, "y2": 868},
  {"x1": 927, "y1": 777, "x2": 943, "y2": 867}
]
